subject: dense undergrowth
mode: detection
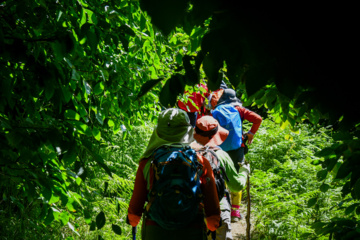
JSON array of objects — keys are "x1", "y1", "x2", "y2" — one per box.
[
  {"x1": 244, "y1": 119, "x2": 346, "y2": 239},
  {"x1": 1, "y1": 118, "x2": 357, "y2": 239}
]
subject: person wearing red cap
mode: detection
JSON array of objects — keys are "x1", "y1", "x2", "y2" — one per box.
[
  {"x1": 127, "y1": 108, "x2": 220, "y2": 240},
  {"x1": 191, "y1": 115, "x2": 250, "y2": 240}
]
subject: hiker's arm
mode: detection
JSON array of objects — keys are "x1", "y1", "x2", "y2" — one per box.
[
  {"x1": 127, "y1": 160, "x2": 148, "y2": 227},
  {"x1": 198, "y1": 155, "x2": 221, "y2": 232},
  {"x1": 217, "y1": 150, "x2": 247, "y2": 192},
  {"x1": 236, "y1": 106, "x2": 262, "y2": 144},
  {"x1": 237, "y1": 106, "x2": 262, "y2": 133}
]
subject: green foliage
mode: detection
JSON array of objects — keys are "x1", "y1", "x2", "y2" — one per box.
[
  {"x1": 0, "y1": 0, "x2": 176, "y2": 238},
  {"x1": 246, "y1": 119, "x2": 359, "y2": 239},
  {"x1": 1, "y1": 0, "x2": 359, "y2": 239}
]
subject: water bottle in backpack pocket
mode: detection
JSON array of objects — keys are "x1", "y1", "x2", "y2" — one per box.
[
  {"x1": 212, "y1": 104, "x2": 242, "y2": 151},
  {"x1": 145, "y1": 144, "x2": 203, "y2": 230}
]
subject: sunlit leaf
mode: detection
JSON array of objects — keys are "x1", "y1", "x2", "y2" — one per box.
[{"x1": 65, "y1": 110, "x2": 80, "y2": 120}]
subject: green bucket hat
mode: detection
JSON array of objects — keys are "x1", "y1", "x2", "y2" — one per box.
[{"x1": 141, "y1": 108, "x2": 194, "y2": 159}]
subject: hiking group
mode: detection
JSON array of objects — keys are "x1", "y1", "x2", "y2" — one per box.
[{"x1": 127, "y1": 82, "x2": 262, "y2": 240}]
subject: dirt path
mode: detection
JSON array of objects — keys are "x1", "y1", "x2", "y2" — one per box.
[{"x1": 231, "y1": 203, "x2": 257, "y2": 240}]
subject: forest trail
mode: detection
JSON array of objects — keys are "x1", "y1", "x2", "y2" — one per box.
[{"x1": 231, "y1": 202, "x2": 257, "y2": 240}]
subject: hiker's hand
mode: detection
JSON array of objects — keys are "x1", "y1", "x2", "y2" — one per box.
[
  {"x1": 241, "y1": 163, "x2": 250, "y2": 175},
  {"x1": 245, "y1": 132, "x2": 254, "y2": 145}
]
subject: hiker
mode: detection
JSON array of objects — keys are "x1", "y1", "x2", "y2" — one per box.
[
  {"x1": 177, "y1": 81, "x2": 228, "y2": 127},
  {"x1": 177, "y1": 83, "x2": 209, "y2": 127},
  {"x1": 191, "y1": 116, "x2": 250, "y2": 240},
  {"x1": 206, "y1": 88, "x2": 262, "y2": 222},
  {"x1": 127, "y1": 108, "x2": 221, "y2": 240}
]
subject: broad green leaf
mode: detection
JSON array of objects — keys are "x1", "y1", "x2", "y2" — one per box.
[
  {"x1": 148, "y1": 66, "x2": 158, "y2": 79},
  {"x1": 76, "y1": 177, "x2": 82, "y2": 186},
  {"x1": 80, "y1": 8, "x2": 86, "y2": 28},
  {"x1": 112, "y1": 224, "x2": 122, "y2": 235},
  {"x1": 90, "y1": 221, "x2": 96, "y2": 231},
  {"x1": 60, "y1": 211, "x2": 70, "y2": 225},
  {"x1": 92, "y1": 127, "x2": 101, "y2": 141},
  {"x1": 96, "y1": 211, "x2": 106, "y2": 230},
  {"x1": 336, "y1": 161, "x2": 352, "y2": 180},
  {"x1": 345, "y1": 203, "x2": 358, "y2": 215},
  {"x1": 49, "y1": 193, "x2": 60, "y2": 205},
  {"x1": 354, "y1": 178, "x2": 360, "y2": 199},
  {"x1": 68, "y1": 120, "x2": 92, "y2": 136},
  {"x1": 316, "y1": 169, "x2": 327, "y2": 181},
  {"x1": 107, "y1": 119, "x2": 115, "y2": 128},
  {"x1": 83, "y1": 80, "x2": 91, "y2": 95},
  {"x1": 44, "y1": 208, "x2": 55, "y2": 225},
  {"x1": 96, "y1": 111, "x2": 104, "y2": 125},
  {"x1": 84, "y1": 209, "x2": 92, "y2": 225},
  {"x1": 137, "y1": 78, "x2": 163, "y2": 99},
  {"x1": 315, "y1": 147, "x2": 334, "y2": 157},
  {"x1": 307, "y1": 197, "x2": 317, "y2": 208},
  {"x1": 65, "y1": 110, "x2": 80, "y2": 120},
  {"x1": 356, "y1": 206, "x2": 360, "y2": 215},
  {"x1": 320, "y1": 183, "x2": 330, "y2": 192},
  {"x1": 93, "y1": 82, "x2": 104, "y2": 95}
]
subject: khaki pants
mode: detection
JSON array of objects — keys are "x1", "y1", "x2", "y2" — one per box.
[{"x1": 207, "y1": 210, "x2": 232, "y2": 240}]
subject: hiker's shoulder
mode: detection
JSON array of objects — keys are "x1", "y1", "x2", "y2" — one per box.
[{"x1": 138, "y1": 158, "x2": 151, "y2": 169}]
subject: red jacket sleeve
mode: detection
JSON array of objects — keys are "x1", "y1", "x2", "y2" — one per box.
[
  {"x1": 127, "y1": 159, "x2": 149, "y2": 227},
  {"x1": 235, "y1": 106, "x2": 262, "y2": 134}
]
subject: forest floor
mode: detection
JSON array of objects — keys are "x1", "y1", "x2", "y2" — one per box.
[{"x1": 231, "y1": 201, "x2": 259, "y2": 240}]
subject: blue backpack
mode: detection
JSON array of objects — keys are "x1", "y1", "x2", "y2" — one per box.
[
  {"x1": 146, "y1": 144, "x2": 203, "y2": 230},
  {"x1": 212, "y1": 104, "x2": 242, "y2": 151}
]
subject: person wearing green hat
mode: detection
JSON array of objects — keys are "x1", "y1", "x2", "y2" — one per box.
[
  {"x1": 191, "y1": 115, "x2": 250, "y2": 240},
  {"x1": 127, "y1": 108, "x2": 221, "y2": 240}
]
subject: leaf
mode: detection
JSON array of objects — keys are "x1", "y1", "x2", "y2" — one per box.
[
  {"x1": 63, "y1": 144, "x2": 77, "y2": 165},
  {"x1": 93, "y1": 82, "x2": 104, "y2": 95},
  {"x1": 315, "y1": 147, "x2": 334, "y2": 157},
  {"x1": 96, "y1": 111, "x2": 104, "y2": 125},
  {"x1": 60, "y1": 211, "x2": 70, "y2": 225},
  {"x1": 80, "y1": 8, "x2": 86, "y2": 28},
  {"x1": 353, "y1": 178, "x2": 360, "y2": 199},
  {"x1": 92, "y1": 127, "x2": 101, "y2": 141},
  {"x1": 112, "y1": 224, "x2": 122, "y2": 235},
  {"x1": 307, "y1": 197, "x2": 317, "y2": 208},
  {"x1": 320, "y1": 183, "x2": 330, "y2": 192},
  {"x1": 68, "y1": 120, "x2": 92, "y2": 136},
  {"x1": 356, "y1": 206, "x2": 360, "y2": 215},
  {"x1": 336, "y1": 161, "x2": 352, "y2": 180},
  {"x1": 316, "y1": 169, "x2": 328, "y2": 181},
  {"x1": 96, "y1": 211, "x2": 106, "y2": 230},
  {"x1": 44, "y1": 207, "x2": 55, "y2": 225},
  {"x1": 90, "y1": 221, "x2": 96, "y2": 231},
  {"x1": 83, "y1": 80, "x2": 91, "y2": 94},
  {"x1": 137, "y1": 78, "x2": 163, "y2": 99},
  {"x1": 107, "y1": 119, "x2": 115, "y2": 129},
  {"x1": 345, "y1": 203, "x2": 358, "y2": 215},
  {"x1": 84, "y1": 209, "x2": 92, "y2": 225},
  {"x1": 65, "y1": 109, "x2": 80, "y2": 120}
]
